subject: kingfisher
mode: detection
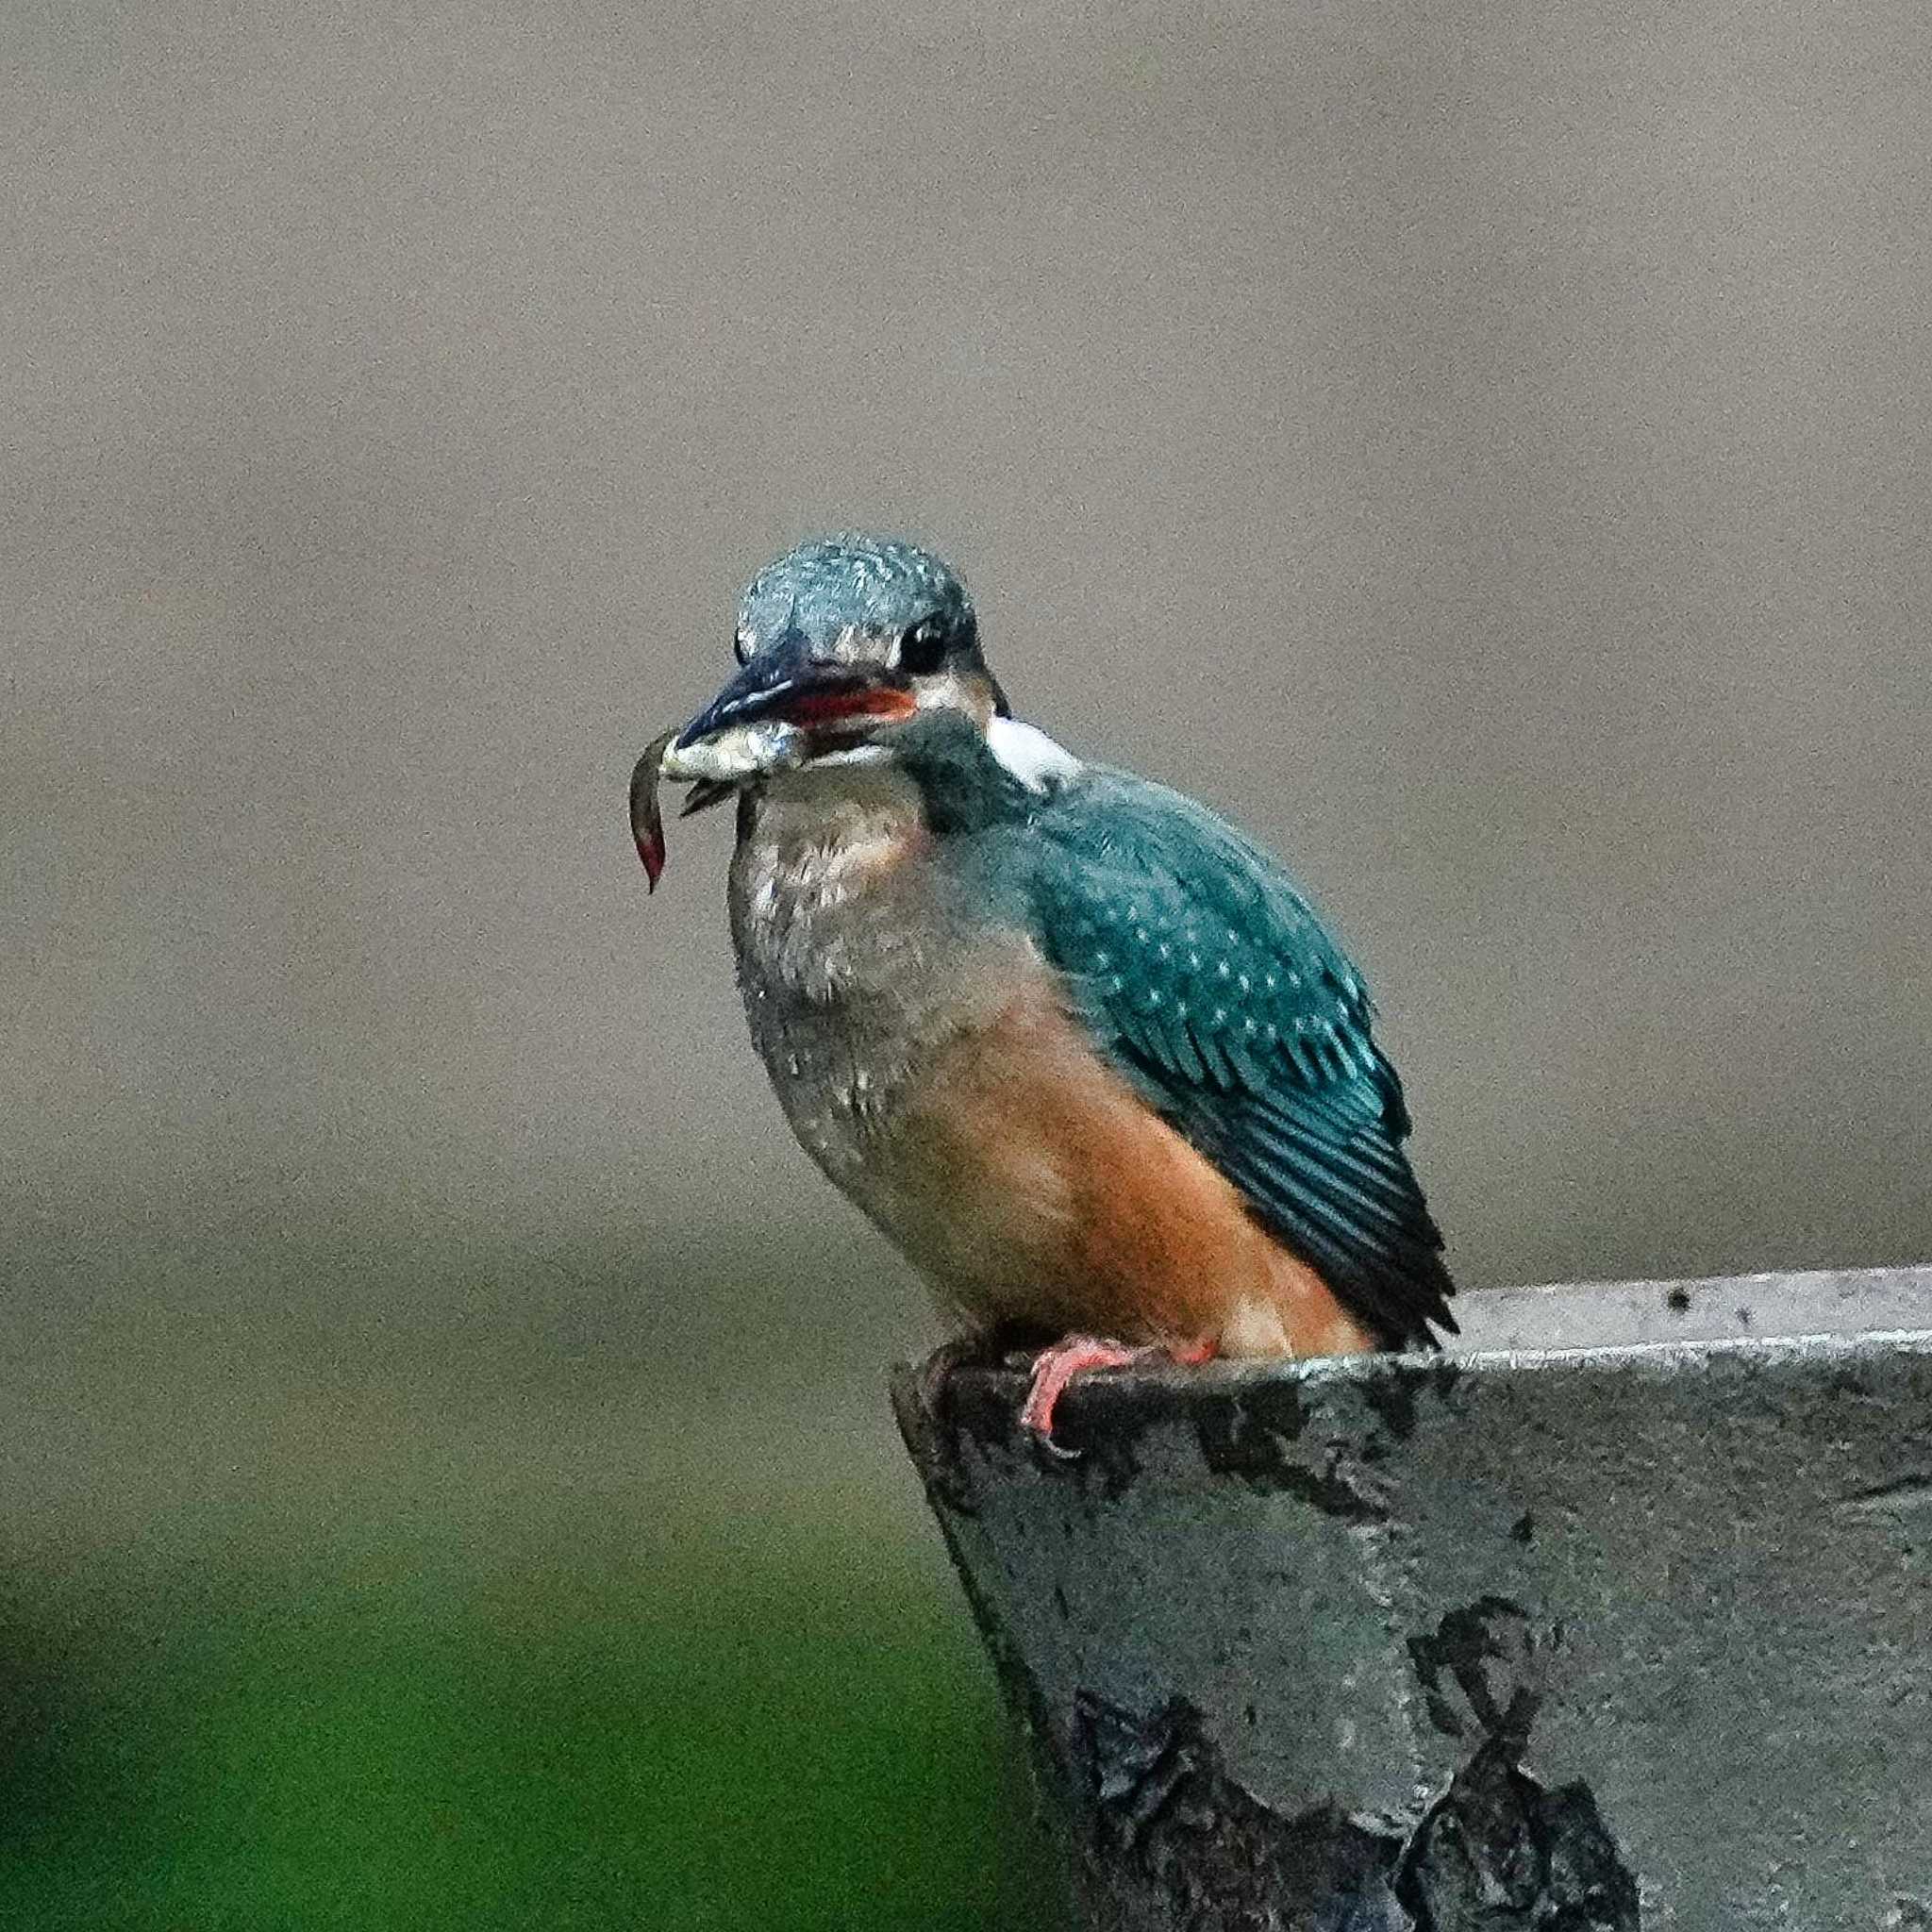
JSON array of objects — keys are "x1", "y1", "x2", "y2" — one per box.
[{"x1": 641, "y1": 535, "x2": 1455, "y2": 1441}]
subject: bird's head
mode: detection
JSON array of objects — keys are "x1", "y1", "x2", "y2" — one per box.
[{"x1": 658, "y1": 535, "x2": 1008, "y2": 794}]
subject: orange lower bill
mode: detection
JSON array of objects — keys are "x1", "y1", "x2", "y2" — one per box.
[{"x1": 781, "y1": 685, "x2": 919, "y2": 730}]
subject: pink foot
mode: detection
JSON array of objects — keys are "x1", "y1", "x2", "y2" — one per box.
[{"x1": 1019, "y1": 1333, "x2": 1218, "y2": 1455}]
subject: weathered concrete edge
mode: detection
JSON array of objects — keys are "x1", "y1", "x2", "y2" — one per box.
[
  {"x1": 889, "y1": 1263, "x2": 1932, "y2": 1929},
  {"x1": 895, "y1": 1262, "x2": 1932, "y2": 1445}
]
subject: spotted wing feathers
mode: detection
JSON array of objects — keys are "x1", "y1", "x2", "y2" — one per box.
[{"x1": 1024, "y1": 771, "x2": 1456, "y2": 1349}]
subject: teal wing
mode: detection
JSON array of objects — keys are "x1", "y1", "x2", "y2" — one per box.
[{"x1": 1023, "y1": 769, "x2": 1455, "y2": 1348}]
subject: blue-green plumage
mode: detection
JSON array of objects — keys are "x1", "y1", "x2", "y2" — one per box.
[
  {"x1": 1031, "y1": 775, "x2": 1453, "y2": 1349},
  {"x1": 651, "y1": 534, "x2": 1456, "y2": 1379},
  {"x1": 888, "y1": 714, "x2": 1456, "y2": 1350}
]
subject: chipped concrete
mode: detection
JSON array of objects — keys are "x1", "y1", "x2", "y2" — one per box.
[{"x1": 893, "y1": 1265, "x2": 1932, "y2": 1930}]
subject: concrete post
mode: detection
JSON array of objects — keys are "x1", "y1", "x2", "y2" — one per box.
[{"x1": 893, "y1": 1266, "x2": 1932, "y2": 1930}]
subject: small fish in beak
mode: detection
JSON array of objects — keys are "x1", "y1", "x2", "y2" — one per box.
[
  {"x1": 632, "y1": 601, "x2": 934, "y2": 892},
  {"x1": 627, "y1": 729, "x2": 743, "y2": 891},
  {"x1": 659, "y1": 715, "x2": 808, "y2": 786},
  {"x1": 627, "y1": 729, "x2": 676, "y2": 891}
]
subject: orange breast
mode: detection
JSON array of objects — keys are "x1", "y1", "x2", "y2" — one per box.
[{"x1": 879, "y1": 981, "x2": 1376, "y2": 1357}]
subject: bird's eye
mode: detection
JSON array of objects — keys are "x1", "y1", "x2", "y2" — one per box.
[
  {"x1": 898, "y1": 618, "x2": 948, "y2": 676},
  {"x1": 732, "y1": 628, "x2": 753, "y2": 666}
]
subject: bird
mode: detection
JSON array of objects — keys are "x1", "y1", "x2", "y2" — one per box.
[{"x1": 643, "y1": 534, "x2": 1455, "y2": 1443}]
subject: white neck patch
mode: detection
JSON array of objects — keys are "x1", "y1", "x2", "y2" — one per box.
[{"x1": 986, "y1": 715, "x2": 1084, "y2": 793}]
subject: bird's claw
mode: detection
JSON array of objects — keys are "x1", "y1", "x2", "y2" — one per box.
[{"x1": 1018, "y1": 1335, "x2": 1177, "y2": 1455}]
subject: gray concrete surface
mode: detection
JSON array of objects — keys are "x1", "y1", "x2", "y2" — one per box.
[{"x1": 896, "y1": 1266, "x2": 1932, "y2": 1929}]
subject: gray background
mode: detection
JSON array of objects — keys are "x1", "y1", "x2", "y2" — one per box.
[
  {"x1": 5, "y1": 0, "x2": 1932, "y2": 1857},
  {"x1": 9, "y1": 1, "x2": 1929, "y2": 1415},
  {"x1": 6, "y1": 4, "x2": 1929, "y2": 1917}
]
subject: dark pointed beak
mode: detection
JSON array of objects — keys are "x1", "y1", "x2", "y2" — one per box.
[
  {"x1": 672, "y1": 629, "x2": 828, "y2": 751},
  {"x1": 636, "y1": 630, "x2": 899, "y2": 892},
  {"x1": 662, "y1": 632, "x2": 917, "y2": 785}
]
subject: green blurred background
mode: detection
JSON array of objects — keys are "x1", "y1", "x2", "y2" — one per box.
[{"x1": 5, "y1": 1, "x2": 1930, "y2": 1924}]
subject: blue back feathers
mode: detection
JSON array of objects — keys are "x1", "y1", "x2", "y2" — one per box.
[
  {"x1": 889, "y1": 734, "x2": 1457, "y2": 1349},
  {"x1": 725, "y1": 540, "x2": 1457, "y2": 1348}
]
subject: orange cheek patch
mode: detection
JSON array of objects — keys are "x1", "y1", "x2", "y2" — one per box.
[{"x1": 784, "y1": 686, "x2": 918, "y2": 729}]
